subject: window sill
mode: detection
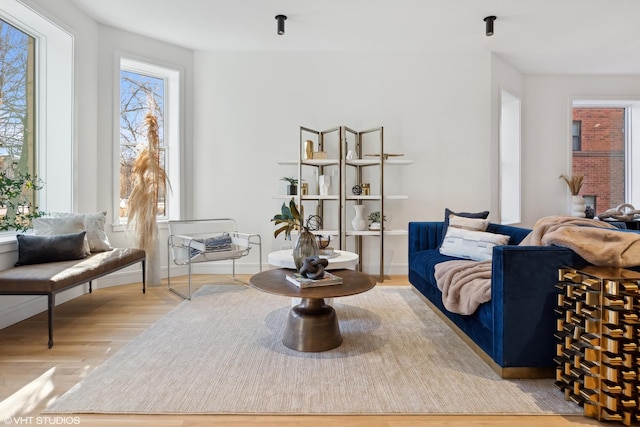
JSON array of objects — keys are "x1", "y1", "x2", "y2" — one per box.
[{"x1": 0, "y1": 235, "x2": 18, "y2": 254}]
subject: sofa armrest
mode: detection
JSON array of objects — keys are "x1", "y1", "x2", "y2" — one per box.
[
  {"x1": 490, "y1": 245, "x2": 588, "y2": 367},
  {"x1": 408, "y1": 222, "x2": 443, "y2": 256}
]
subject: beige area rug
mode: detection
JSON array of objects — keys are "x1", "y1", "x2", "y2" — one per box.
[{"x1": 46, "y1": 285, "x2": 580, "y2": 415}]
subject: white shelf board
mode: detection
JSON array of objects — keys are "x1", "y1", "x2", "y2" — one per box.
[
  {"x1": 346, "y1": 229, "x2": 407, "y2": 236},
  {"x1": 346, "y1": 159, "x2": 380, "y2": 166},
  {"x1": 277, "y1": 159, "x2": 298, "y2": 165},
  {"x1": 302, "y1": 195, "x2": 340, "y2": 200},
  {"x1": 345, "y1": 195, "x2": 408, "y2": 200},
  {"x1": 346, "y1": 195, "x2": 382, "y2": 201},
  {"x1": 385, "y1": 159, "x2": 413, "y2": 165},
  {"x1": 302, "y1": 159, "x2": 340, "y2": 166}
]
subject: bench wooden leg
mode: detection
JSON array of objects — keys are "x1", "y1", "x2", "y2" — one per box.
[
  {"x1": 89, "y1": 280, "x2": 92, "y2": 293},
  {"x1": 48, "y1": 293, "x2": 54, "y2": 348},
  {"x1": 142, "y1": 260, "x2": 146, "y2": 293}
]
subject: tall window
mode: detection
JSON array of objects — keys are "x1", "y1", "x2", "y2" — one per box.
[
  {"x1": 500, "y1": 90, "x2": 521, "y2": 225},
  {"x1": 571, "y1": 105, "x2": 626, "y2": 212},
  {"x1": 0, "y1": 19, "x2": 36, "y2": 229},
  {"x1": 118, "y1": 58, "x2": 180, "y2": 222}
]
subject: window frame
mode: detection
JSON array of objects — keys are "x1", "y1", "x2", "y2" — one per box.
[
  {"x1": 0, "y1": 4, "x2": 73, "y2": 244},
  {"x1": 114, "y1": 56, "x2": 181, "y2": 226},
  {"x1": 571, "y1": 99, "x2": 640, "y2": 209}
]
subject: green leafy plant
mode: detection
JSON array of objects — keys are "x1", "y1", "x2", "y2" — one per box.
[
  {"x1": 0, "y1": 168, "x2": 45, "y2": 232},
  {"x1": 280, "y1": 177, "x2": 299, "y2": 186},
  {"x1": 271, "y1": 198, "x2": 307, "y2": 240},
  {"x1": 367, "y1": 211, "x2": 386, "y2": 223}
]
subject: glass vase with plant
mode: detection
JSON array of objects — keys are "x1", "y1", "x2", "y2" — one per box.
[{"x1": 271, "y1": 198, "x2": 318, "y2": 271}]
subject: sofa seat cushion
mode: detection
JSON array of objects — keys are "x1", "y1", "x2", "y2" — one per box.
[
  {"x1": 0, "y1": 248, "x2": 145, "y2": 293},
  {"x1": 410, "y1": 249, "x2": 461, "y2": 287}
]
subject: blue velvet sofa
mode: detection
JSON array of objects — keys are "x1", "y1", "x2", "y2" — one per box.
[{"x1": 408, "y1": 221, "x2": 589, "y2": 378}]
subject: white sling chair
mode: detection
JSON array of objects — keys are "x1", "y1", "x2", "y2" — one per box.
[{"x1": 167, "y1": 218, "x2": 262, "y2": 299}]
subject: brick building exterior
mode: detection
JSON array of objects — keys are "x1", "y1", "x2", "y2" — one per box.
[{"x1": 572, "y1": 108, "x2": 625, "y2": 213}]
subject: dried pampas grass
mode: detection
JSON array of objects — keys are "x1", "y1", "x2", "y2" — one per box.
[
  {"x1": 559, "y1": 174, "x2": 583, "y2": 196},
  {"x1": 127, "y1": 110, "x2": 169, "y2": 257}
]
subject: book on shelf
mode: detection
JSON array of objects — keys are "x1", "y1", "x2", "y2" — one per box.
[{"x1": 286, "y1": 271, "x2": 343, "y2": 288}]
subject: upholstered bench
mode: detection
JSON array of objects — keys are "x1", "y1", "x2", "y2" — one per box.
[{"x1": 0, "y1": 248, "x2": 146, "y2": 348}]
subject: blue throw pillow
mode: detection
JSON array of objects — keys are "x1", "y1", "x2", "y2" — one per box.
[
  {"x1": 15, "y1": 231, "x2": 88, "y2": 266},
  {"x1": 440, "y1": 208, "x2": 490, "y2": 247}
]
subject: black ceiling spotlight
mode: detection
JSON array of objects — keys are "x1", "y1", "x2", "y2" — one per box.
[
  {"x1": 484, "y1": 16, "x2": 496, "y2": 36},
  {"x1": 275, "y1": 14, "x2": 287, "y2": 35}
]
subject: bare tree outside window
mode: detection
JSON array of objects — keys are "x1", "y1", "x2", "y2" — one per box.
[
  {"x1": 0, "y1": 18, "x2": 38, "y2": 231},
  {"x1": 119, "y1": 70, "x2": 166, "y2": 219}
]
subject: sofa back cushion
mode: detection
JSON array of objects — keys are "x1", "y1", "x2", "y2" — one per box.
[{"x1": 486, "y1": 223, "x2": 531, "y2": 245}]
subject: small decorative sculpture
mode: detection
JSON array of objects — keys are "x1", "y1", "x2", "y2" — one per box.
[
  {"x1": 585, "y1": 206, "x2": 595, "y2": 219},
  {"x1": 300, "y1": 255, "x2": 329, "y2": 280},
  {"x1": 597, "y1": 203, "x2": 640, "y2": 221}
]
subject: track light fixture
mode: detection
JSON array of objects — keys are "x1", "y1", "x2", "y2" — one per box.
[
  {"x1": 275, "y1": 14, "x2": 287, "y2": 35},
  {"x1": 484, "y1": 16, "x2": 496, "y2": 36}
]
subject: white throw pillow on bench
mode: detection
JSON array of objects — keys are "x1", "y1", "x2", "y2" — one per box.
[{"x1": 33, "y1": 211, "x2": 113, "y2": 253}]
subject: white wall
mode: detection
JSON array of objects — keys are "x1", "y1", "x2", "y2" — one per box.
[
  {"x1": 193, "y1": 51, "x2": 493, "y2": 274},
  {"x1": 521, "y1": 75, "x2": 640, "y2": 226}
]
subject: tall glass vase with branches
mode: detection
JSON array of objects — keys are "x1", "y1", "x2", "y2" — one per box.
[{"x1": 127, "y1": 99, "x2": 169, "y2": 285}]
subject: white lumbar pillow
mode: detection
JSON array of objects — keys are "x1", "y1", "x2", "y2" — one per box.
[{"x1": 439, "y1": 227, "x2": 510, "y2": 262}]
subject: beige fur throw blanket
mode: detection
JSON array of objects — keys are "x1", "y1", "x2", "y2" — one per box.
[
  {"x1": 434, "y1": 260, "x2": 492, "y2": 315},
  {"x1": 519, "y1": 215, "x2": 640, "y2": 267}
]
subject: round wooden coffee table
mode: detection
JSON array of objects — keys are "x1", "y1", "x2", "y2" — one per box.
[{"x1": 249, "y1": 268, "x2": 376, "y2": 352}]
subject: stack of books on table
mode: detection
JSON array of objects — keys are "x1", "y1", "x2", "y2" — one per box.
[{"x1": 286, "y1": 272, "x2": 343, "y2": 288}]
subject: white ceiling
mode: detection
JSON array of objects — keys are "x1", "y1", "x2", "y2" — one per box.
[{"x1": 67, "y1": 0, "x2": 640, "y2": 74}]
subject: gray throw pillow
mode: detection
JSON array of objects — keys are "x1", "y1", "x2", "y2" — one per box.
[{"x1": 15, "y1": 232, "x2": 88, "y2": 266}]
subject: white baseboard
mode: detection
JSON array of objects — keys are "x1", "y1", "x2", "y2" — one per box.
[{"x1": 0, "y1": 285, "x2": 86, "y2": 331}]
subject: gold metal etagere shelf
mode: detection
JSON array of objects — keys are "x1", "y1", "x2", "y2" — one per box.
[{"x1": 275, "y1": 125, "x2": 411, "y2": 281}]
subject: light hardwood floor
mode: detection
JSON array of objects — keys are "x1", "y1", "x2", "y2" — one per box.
[{"x1": 0, "y1": 274, "x2": 602, "y2": 427}]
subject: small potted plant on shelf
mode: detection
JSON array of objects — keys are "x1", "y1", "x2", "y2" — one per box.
[
  {"x1": 367, "y1": 211, "x2": 386, "y2": 231},
  {"x1": 281, "y1": 177, "x2": 300, "y2": 195}
]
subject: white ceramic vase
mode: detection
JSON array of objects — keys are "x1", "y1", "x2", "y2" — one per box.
[
  {"x1": 571, "y1": 195, "x2": 586, "y2": 217},
  {"x1": 352, "y1": 205, "x2": 367, "y2": 231},
  {"x1": 319, "y1": 175, "x2": 331, "y2": 196}
]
